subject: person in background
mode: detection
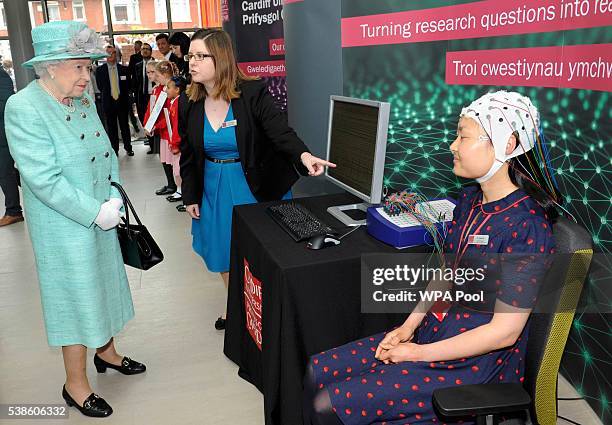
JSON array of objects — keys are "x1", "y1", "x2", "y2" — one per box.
[
  {"x1": 0, "y1": 64, "x2": 23, "y2": 227},
  {"x1": 144, "y1": 60, "x2": 160, "y2": 155},
  {"x1": 90, "y1": 60, "x2": 106, "y2": 131},
  {"x1": 127, "y1": 40, "x2": 142, "y2": 76},
  {"x1": 156, "y1": 33, "x2": 180, "y2": 66},
  {"x1": 96, "y1": 45, "x2": 134, "y2": 156},
  {"x1": 126, "y1": 41, "x2": 144, "y2": 139},
  {"x1": 180, "y1": 29, "x2": 334, "y2": 330},
  {"x1": 144, "y1": 61, "x2": 179, "y2": 196},
  {"x1": 131, "y1": 43, "x2": 156, "y2": 153},
  {"x1": 168, "y1": 32, "x2": 191, "y2": 77},
  {"x1": 2, "y1": 58, "x2": 16, "y2": 91},
  {"x1": 303, "y1": 91, "x2": 559, "y2": 425},
  {"x1": 5, "y1": 21, "x2": 145, "y2": 419},
  {"x1": 165, "y1": 75, "x2": 188, "y2": 211}
]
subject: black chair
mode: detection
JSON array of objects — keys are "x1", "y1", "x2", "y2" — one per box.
[{"x1": 432, "y1": 216, "x2": 593, "y2": 425}]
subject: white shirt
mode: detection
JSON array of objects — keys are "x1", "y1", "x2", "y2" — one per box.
[
  {"x1": 164, "y1": 51, "x2": 172, "y2": 60},
  {"x1": 142, "y1": 59, "x2": 153, "y2": 94}
]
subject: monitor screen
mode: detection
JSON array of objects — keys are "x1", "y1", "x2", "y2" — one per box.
[{"x1": 327, "y1": 100, "x2": 381, "y2": 200}]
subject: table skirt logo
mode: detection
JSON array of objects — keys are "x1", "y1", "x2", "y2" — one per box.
[{"x1": 244, "y1": 258, "x2": 263, "y2": 350}]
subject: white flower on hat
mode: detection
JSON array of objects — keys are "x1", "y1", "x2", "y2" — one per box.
[{"x1": 65, "y1": 26, "x2": 105, "y2": 55}]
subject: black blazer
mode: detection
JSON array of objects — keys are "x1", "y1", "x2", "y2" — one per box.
[
  {"x1": 131, "y1": 60, "x2": 154, "y2": 112},
  {"x1": 179, "y1": 80, "x2": 310, "y2": 205},
  {"x1": 127, "y1": 52, "x2": 142, "y2": 75},
  {"x1": 0, "y1": 67, "x2": 14, "y2": 149},
  {"x1": 95, "y1": 62, "x2": 131, "y2": 109}
]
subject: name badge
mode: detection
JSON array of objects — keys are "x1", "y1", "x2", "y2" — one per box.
[
  {"x1": 120, "y1": 75, "x2": 127, "y2": 80},
  {"x1": 221, "y1": 119, "x2": 238, "y2": 128},
  {"x1": 468, "y1": 234, "x2": 489, "y2": 245}
]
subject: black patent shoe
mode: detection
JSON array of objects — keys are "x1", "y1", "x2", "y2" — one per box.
[
  {"x1": 62, "y1": 386, "x2": 113, "y2": 418},
  {"x1": 157, "y1": 187, "x2": 176, "y2": 196},
  {"x1": 215, "y1": 316, "x2": 226, "y2": 330},
  {"x1": 94, "y1": 354, "x2": 146, "y2": 375},
  {"x1": 155, "y1": 186, "x2": 168, "y2": 195}
]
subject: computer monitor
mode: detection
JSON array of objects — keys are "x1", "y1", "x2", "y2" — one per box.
[{"x1": 325, "y1": 95, "x2": 390, "y2": 226}]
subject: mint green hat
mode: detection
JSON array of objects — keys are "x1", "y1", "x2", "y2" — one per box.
[{"x1": 22, "y1": 20, "x2": 108, "y2": 68}]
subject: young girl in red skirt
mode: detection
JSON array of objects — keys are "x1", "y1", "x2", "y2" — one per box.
[
  {"x1": 144, "y1": 60, "x2": 180, "y2": 198},
  {"x1": 165, "y1": 76, "x2": 187, "y2": 212}
]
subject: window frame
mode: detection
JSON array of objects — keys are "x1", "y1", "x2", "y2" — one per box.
[
  {"x1": 72, "y1": 0, "x2": 86, "y2": 21},
  {"x1": 155, "y1": 0, "x2": 193, "y2": 24},
  {"x1": 46, "y1": 0, "x2": 61, "y2": 21},
  {"x1": 110, "y1": 0, "x2": 141, "y2": 25}
]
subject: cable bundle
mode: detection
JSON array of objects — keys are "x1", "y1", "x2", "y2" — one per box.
[{"x1": 383, "y1": 189, "x2": 449, "y2": 256}]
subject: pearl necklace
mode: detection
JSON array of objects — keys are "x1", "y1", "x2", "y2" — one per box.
[{"x1": 38, "y1": 80, "x2": 76, "y2": 113}]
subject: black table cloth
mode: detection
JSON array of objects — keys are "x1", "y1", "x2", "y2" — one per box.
[{"x1": 223, "y1": 193, "x2": 419, "y2": 425}]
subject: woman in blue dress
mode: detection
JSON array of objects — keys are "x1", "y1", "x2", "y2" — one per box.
[
  {"x1": 179, "y1": 29, "x2": 335, "y2": 330},
  {"x1": 304, "y1": 91, "x2": 562, "y2": 425}
]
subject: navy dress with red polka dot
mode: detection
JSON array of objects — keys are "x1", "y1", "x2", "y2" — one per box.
[{"x1": 307, "y1": 186, "x2": 555, "y2": 425}]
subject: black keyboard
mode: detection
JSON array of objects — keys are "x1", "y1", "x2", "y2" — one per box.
[{"x1": 267, "y1": 203, "x2": 335, "y2": 242}]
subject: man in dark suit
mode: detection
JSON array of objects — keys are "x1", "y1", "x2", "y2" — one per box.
[
  {"x1": 96, "y1": 45, "x2": 134, "y2": 156},
  {"x1": 131, "y1": 43, "x2": 155, "y2": 153},
  {"x1": 156, "y1": 33, "x2": 180, "y2": 66},
  {"x1": 127, "y1": 40, "x2": 143, "y2": 76},
  {"x1": 126, "y1": 41, "x2": 143, "y2": 135},
  {"x1": 0, "y1": 66, "x2": 23, "y2": 227}
]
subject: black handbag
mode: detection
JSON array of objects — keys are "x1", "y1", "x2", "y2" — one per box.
[{"x1": 111, "y1": 182, "x2": 164, "y2": 270}]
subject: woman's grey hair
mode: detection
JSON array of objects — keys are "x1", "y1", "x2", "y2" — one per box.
[{"x1": 32, "y1": 60, "x2": 62, "y2": 77}]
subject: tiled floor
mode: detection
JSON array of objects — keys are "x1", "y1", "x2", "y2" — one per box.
[{"x1": 0, "y1": 143, "x2": 601, "y2": 424}]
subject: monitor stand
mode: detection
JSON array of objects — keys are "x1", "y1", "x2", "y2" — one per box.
[{"x1": 327, "y1": 203, "x2": 370, "y2": 227}]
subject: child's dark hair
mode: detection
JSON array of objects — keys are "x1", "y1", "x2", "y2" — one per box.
[{"x1": 169, "y1": 76, "x2": 187, "y2": 93}]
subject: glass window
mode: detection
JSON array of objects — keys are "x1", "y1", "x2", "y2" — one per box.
[
  {"x1": 113, "y1": 33, "x2": 156, "y2": 65},
  {"x1": 0, "y1": 40, "x2": 15, "y2": 91},
  {"x1": 47, "y1": 1, "x2": 61, "y2": 21},
  {"x1": 28, "y1": 1, "x2": 45, "y2": 28},
  {"x1": 0, "y1": 2, "x2": 6, "y2": 30},
  {"x1": 110, "y1": 0, "x2": 140, "y2": 24},
  {"x1": 73, "y1": 0, "x2": 86, "y2": 21},
  {"x1": 155, "y1": 0, "x2": 197, "y2": 26},
  {"x1": 74, "y1": 0, "x2": 106, "y2": 32},
  {"x1": 154, "y1": 0, "x2": 168, "y2": 23},
  {"x1": 171, "y1": 0, "x2": 195, "y2": 24},
  {"x1": 110, "y1": 0, "x2": 193, "y2": 31}
]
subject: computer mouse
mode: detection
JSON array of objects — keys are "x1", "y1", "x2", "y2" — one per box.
[{"x1": 306, "y1": 234, "x2": 341, "y2": 250}]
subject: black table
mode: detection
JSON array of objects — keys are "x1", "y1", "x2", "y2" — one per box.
[{"x1": 224, "y1": 193, "x2": 421, "y2": 425}]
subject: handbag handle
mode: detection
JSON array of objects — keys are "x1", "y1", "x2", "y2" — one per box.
[{"x1": 110, "y1": 182, "x2": 143, "y2": 236}]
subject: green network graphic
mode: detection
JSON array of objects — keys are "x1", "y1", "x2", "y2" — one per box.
[
  {"x1": 341, "y1": 10, "x2": 611, "y2": 419},
  {"x1": 345, "y1": 80, "x2": 611, "y2": 253}
]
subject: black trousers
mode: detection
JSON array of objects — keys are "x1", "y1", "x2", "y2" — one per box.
[
  {"x1": 95, "y1": 94, "x2": 106, "y2": 133},
  {"x1": 104, "y1": 99, "x2": 132, "y2": 154},
  {"x1": 0, "y1": 147, "x2": 22, "y2": 216}
]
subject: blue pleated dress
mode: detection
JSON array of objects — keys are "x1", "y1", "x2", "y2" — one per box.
[{"x1": 191, "y1": 105, "x2": 290, "y2": 272}]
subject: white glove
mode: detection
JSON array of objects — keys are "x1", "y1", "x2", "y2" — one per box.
[
  {"x1": 108, "y1": 197, "x2": 124, "y2": 211},
  {"x1": 95, "y1": 201, "x2": 124, "y2": 230}
]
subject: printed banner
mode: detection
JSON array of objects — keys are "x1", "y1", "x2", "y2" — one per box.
[
  {"x1": 342, "y1": 1, "x2": 611, "y2": 420},
  {"x1": 243, "y1": 258, "x2": 263, "y2": 351},
  {"x1": 222, "y1": 0, "x2": 288, "y2": 110},
  {"x1": 445, "y1": 43, "x2": 612, "y2": 91}
]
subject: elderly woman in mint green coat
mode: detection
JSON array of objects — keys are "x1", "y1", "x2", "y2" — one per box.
[{"x1": 4, "y1": 21, "x2": 145, "y2": 418}]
